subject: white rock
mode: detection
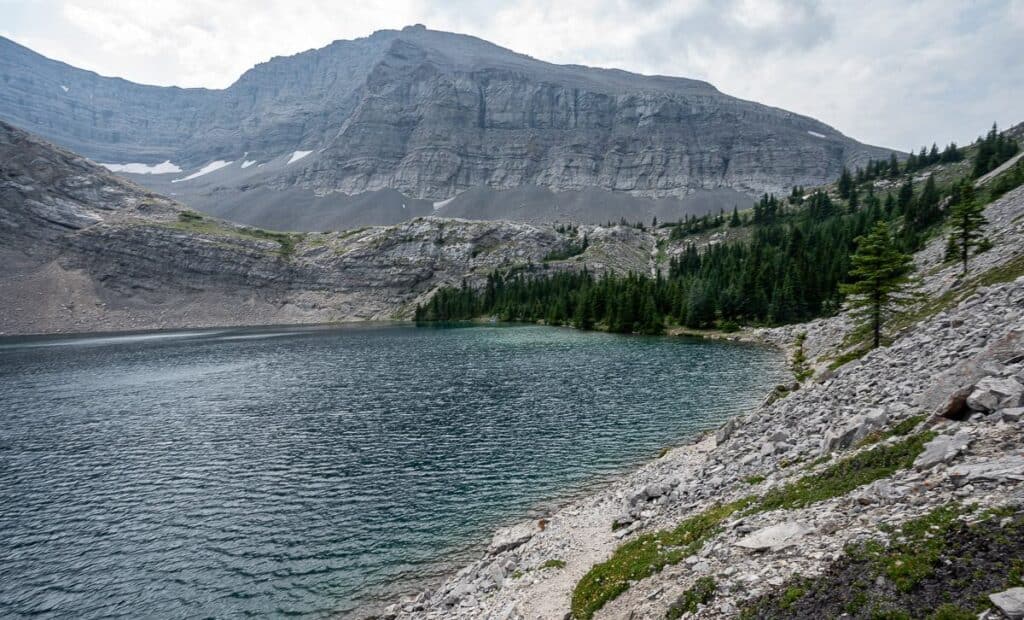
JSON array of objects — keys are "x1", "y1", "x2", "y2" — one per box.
[
  {"x1": 488, "y1": 522, "x2": 535, "y2": 554},
  {"x1": 735, "y1": 521, "x2": 811, "y2": 551},
  {"x1": 990, "y1": 587, "x2": 1024, "y2": 620},
  {"x1": 967, "y1": 376, "x2": 1024, "y2": 412}
]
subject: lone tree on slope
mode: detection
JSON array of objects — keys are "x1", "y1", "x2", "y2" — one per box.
[
  {"x1": 946, "y1": 182, "x2": 988, "y2": 274},
  {"x1": 841, "y1": 221, "x2": 915, "y2": 349}
]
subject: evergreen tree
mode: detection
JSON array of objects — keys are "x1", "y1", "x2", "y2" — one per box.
[
  {"x1": 888, "y1": 153, "x2": 900, "y2": 178},
  {"x1": 840, "y1": 222, "x2": 915, "y2": 348},
  {"x1": 946, "y1": 182, "x2": 988, "y2": 274},
  {"x1": 729, "y1": 207, "x2": 741, "y2": 227},
  {"x1": 837, "y1": 167, "x2": 853, "y2": 199}
]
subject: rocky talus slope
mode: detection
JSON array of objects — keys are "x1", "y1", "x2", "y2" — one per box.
[
  {"x1": 388, "y1": 186, "x2": 1024, "y2": 618},
  {"x1": 0, "y1": 27, "x2": 891, "y2": 227},
  {"x1": 0, "y1": 121, "x2": 653, "y2": 335}
]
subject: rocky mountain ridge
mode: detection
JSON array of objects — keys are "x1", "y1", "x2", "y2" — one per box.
[
  {"x1": 0, "y1": 26, "x2": 893, "y2": 228},
  {"x1": 0, "y1": 120, "x2": 653, "y2": 335}
]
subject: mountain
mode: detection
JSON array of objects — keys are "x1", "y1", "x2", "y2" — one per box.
[
  {"x1": 0, "y1": 26, "x2": 894, "y2": 230},
  {"x1": 0, "y1": 120, "x2": 654, "y2": 335}
]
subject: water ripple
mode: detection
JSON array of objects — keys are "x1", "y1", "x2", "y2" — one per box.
[{"x1": 0, "y1": 324, "x2": 786, "y2": 618}]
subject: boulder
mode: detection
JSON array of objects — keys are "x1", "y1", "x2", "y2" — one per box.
[
  {"x1": 819, "y1": 411, "x2": 889, "y2": 455},
  {"x1": 716, "y1": 418, "x2": 738, "y2": 445},
  {"x1": 990, "y1": 587, "x2": 1024, "y2": 620},
  {"x1": 735, "y1": 521, "x2": 811, "y2": 551},
  {"x1": 913, "y1": 432, "x2": 972, "y2": 470},
  {"x1": 488, "y1": 522, "x2": 536, "y2": 554},
  {"x1": 966, "y1": 377, "x2": 1024, "y2": 412},
  {"x1": 1001, "y1": 406, "x2": 1024, "y2": 422},
  {"x1": 948, "y1": 456, "x2": 1024, "y2": 486},
  {"x1": 935, "y1": 385, "x2": 974, "y2": 419}
]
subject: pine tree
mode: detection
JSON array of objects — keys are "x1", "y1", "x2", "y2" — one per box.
[
  {"x1": 888, "y1": 153, "x2": 900, "y2": 178},
  {"x1": 729, "y1": 207, "x2": 741, "y2": 227},
  {"x1": 840, "y1": 222, "x2": 915, "y2": 348},
  {"x1": 837, "y1": 167, "x2": 853, "y2": 199},
  {"x1": 946, "y1": 182, "x2": 988, "y2": 274}
]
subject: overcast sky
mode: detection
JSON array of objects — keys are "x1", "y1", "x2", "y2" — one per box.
[{"x1": 2, "y1": 0, "x2": 1021, "y2": 150}]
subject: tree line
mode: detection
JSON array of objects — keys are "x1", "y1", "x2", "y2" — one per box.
[{"x1": 417, "y1": 124, "x2": 1014, "y2": 342}]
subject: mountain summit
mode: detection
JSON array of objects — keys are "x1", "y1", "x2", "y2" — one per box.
[{"x1": 0, "y1": 26, "x2": 893, "y2": 229}]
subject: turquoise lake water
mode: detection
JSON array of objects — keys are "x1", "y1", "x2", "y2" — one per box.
[{"x1": 0, "y1": 323, "x2": 786, "y2": 617}]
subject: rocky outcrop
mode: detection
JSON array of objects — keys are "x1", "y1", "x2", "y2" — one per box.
[
  {"x1": 0, "y1": 121, "x2": 654, "y2": 335},
  {"x1": 0, "y1": 26, "x2": 893, "y2": 228}
]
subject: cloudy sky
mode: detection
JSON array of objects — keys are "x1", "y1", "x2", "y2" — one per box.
[{"x1": 2, "y1": 0, "x2": 1021, "y2": 150}]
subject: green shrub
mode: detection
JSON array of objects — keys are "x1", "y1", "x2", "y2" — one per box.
[
  {"x1": 571, "y1": 497, "x2": 753, "y2": 619},
  {"x1": 666, "y1": 577, "x2": 716, "y2": 618},
  {"x1": 756, "y1": 431, "x2": 935, "y2": 512}
]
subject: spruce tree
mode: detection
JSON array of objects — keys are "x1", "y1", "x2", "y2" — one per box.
[
  {"x1": 837, "y1": 167, "x2": 853, "y2": 199},
  {"x1": 840, "y1": 221, "x2": 915, "y2": 348},
  {"x1": 729, "y1": 206, "x2": 741, "y2": 227},
  {"x1": 946, "y1": 182, "x2": 988, "y2": 274}
]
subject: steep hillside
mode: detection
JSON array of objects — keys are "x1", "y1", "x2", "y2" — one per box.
[
  {"x1": 0, "y1": 26, "x2": 893, "y2": 229},
  {"x1": 388, "y1": 178, "x2": 1024, "y2": 620},
  {"x1": 0, "y1": 121, "x2": 653, "y2": 335}
]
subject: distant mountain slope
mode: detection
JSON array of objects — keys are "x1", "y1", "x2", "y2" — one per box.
[
  {"x1": 0, "y1": 26, "x2": 895, "y2": 229},
  {"x1": 0, "y1": 120, "x2": 655, "y2": 334}
]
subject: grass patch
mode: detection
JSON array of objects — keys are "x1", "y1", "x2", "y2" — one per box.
[
  {"x1": 744, "y1": 474, "x2": 767, "y2": 485},
  {"x1": 755, "y1": 431, "x2": 935, "y2": 513},
  {"x1": 859, "y1": 413, "x2": 927, "y2": 446},
  {"x1": 666, "y1": 576, "x2": 716, "y2": 619},
  {"x1": 863, "y1": 504, "x2": 964, "y2": 592},
  {"x1": 571, "y1": 497, "x2": 754, "y2": 619},
  {"x1": 895, "y1": 253, "x2": 1024, "y2": 333},
  {"x1": 575, "y1": 430, "x2": 935, "y2": 617},
  {"x1": 827, "y1": 345, "x2": 871, "y2": 371},
  {"x1": 543, "y1": 236, "x2": 589, "y2": 262},
  {"x1": 540, "y1": 559, "x2": 566, "y2": 570},
  {"x1": 741, "y1": 504, "x2": 1024, "y2": 618},
  {"x1": 165, "y1": 211, "x2": 303, "y2": 259}
]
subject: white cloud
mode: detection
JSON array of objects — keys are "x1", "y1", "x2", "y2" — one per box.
[{"x1": 4, "y1": 0, "x2": 1022, "y2": 149}]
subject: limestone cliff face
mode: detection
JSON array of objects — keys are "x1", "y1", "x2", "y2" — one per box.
[
  {"x1": 0, "y1": 26, "x2": 891, "y2": 210},
  {"x1": 0, "y1": 121, "x2": 653, "y2": 335}
]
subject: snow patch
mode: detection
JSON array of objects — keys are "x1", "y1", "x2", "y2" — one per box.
[
  {"x1": 287, "y1": 150, "x2": 313, "y2": 165},
  {"x1": 100, "y1": 160, "x2": 182, "y2": 175},
  {"x1": 807, "y1": 130, "x2": 827, "y2": 139},
  {"x1": 433, "y1": 197, "x2": 456, "y2": 210},
  {"x1": 241, "y1": 160, "x2": 257, "y2": 169},
  {"x1": 171, "y1": 160, "x2": 233, "y2": 183},
  {"x1": 60, "y1": 85, "x2": 69, "y2": 93}
]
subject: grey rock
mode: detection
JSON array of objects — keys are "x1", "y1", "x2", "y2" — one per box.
[
  {"x1": 913, "y1": 432, "x2": 973, "y2": 470},
  {"x1": 967, "y1": 377, "x2": 1024, "y2": 412},
  {"x1": 990, "y1": 587, "x2": 1024, "y2": 619},
  {"x1": 488, "y1": 522, "x2": 536, "y2": 555},
  {"x1": 948, "y1": 456, "x2": 1024, "y2": 486},
  {"x1": 735, "y1": 521, "x2": 811, "y2": 551},
  {"x1": 715, "y1": 418, "x2": 738, "y2": 445},
  {"x1": 1001, "y1": 407, "x2": 1024, "y2": 422}
]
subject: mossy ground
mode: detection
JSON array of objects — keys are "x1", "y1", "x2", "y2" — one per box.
[
  {"x1": 571, "y1": 431, "x2": 936, "y2": 618},
  {"x1": 160, "y1": 211, "x2": 303, "y2": 258},
  {"x1": 740, "y1": 506, "x2": 1024, "y2": 619},
  {"x1": 666, "y1": 576, "x2": 716, "y2": 619},
  {"x1": 571, "y1": 497, "x2": 754, "y2": 619}
]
